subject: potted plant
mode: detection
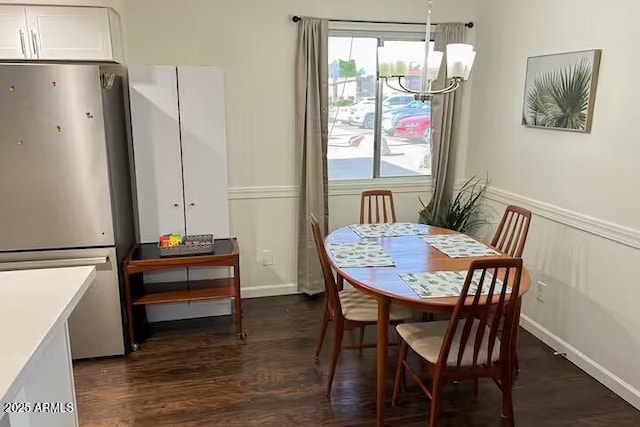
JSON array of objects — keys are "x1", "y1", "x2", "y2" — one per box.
[{"x1": 419, "y1": 175, "x2": 491, "y2": 234}]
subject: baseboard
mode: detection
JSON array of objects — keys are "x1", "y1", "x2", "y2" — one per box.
[
  {"x1": 241, "y1": 283, "x2": 299, "y2": 299},
  {"x1": 520, "y1": 314, "x2": 640, "y2": 410}
]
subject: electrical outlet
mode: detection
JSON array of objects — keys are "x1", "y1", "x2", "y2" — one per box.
[
  {"x1": 536, "y1": 280, "x2": 547, "y2": 303},
  {"x1": 261, "y1": 250, "x2": 274, "y2": 266}
]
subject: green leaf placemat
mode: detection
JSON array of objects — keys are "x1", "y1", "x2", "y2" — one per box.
[
  {"x1": 327, "y1": 241, "x2": 395, "y2": 268},
  {"x1": 349, "y1": 222, "x2": 426, "y2": 238},
  {"x1": 400, "y1": 270, "x2": 510, "y2": 299},
  {"x1": 422, "y1": 234, "x2": 500, "y2": 258}
]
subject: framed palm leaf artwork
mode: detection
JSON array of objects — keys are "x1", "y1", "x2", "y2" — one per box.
[{"x1": 522, "y1": 49, "x2": 601, "y2": 133}]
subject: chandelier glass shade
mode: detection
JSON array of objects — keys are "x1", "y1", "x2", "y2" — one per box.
[{"x1": 379, "y1": 0, "x2": 475, "y2": 100}]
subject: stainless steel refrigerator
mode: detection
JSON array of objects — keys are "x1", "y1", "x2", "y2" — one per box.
[{"x1": 0, "y1": 64, "x2": 135, "y2": 359}]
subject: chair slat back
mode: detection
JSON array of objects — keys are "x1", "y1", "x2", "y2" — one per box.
[
  {"x1": 360, "y1": 190, "x2": 397, "y2": 224},
  {"x1": 310, "y1": 214, "x2": 342, "y2": 318},
  {"x1": 438, "y1": 258, "x2": 523, "y2": 370},
  {"x1": 491, "y1": 205, "x2": 532, "y2": 257}
]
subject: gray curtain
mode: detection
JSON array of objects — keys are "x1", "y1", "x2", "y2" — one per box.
[
  {"x1": 296, "y1": 18, "x2": 329, "y2": 295},
  {"x1": 430, "y1": 23, "x2": 465, "y2": 216}
]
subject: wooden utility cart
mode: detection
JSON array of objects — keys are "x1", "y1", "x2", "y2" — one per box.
[{"x1": 122, "y1": 238, "x2": 243, "y2": 351}]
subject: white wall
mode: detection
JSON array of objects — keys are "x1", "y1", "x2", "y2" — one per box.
[
  {"x1": 123, "y1": 0, "x2": 477, "y2": 297},
  {"x1": 467, "y1": 0, "x2": 640, "y2": 408}
]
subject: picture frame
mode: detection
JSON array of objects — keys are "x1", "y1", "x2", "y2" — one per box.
[{"x1": 521, "y1": 49, "x2": 602, "y2": 133}]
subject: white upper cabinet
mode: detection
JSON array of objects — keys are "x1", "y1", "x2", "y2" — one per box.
[
  {"x1": 0, "y1": 6, "x2": 30, "y2": 59},
  {"x1": 26, "y1": 6, "x2": 112, "y2": 61},
  {"x1": 0, "y1": 5, "x2": 122, "y2": 62}
]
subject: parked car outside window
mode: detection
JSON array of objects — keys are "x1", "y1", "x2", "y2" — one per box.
[
  {"x1": 382, "y1": 102, "x2": 431, "y2": 135},
  {"x1": 347, "y1": 96, "x2": 416, "y2": 129},
  {"x1": 382, "y1": 94, "x2": 415, "y2": 109},
  {"x1": 349, "y1": 101, "x2": 376, "y2": 128},
  {"x1": 393, "y1": 114, "x2": 431, "y2": 143},
  {"x1": 334, "y1": 101, "x2": 360, "y2": 123}
]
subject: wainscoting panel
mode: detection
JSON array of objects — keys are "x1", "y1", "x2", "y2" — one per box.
[
  {"x1": 483, "y1": 186, "x2": 640, "y2": 410},
  {"x1": 226, "y1": 181, "x2": 431, "y2": 297}
]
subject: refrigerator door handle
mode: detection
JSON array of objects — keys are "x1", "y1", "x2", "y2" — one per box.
[{"x1": 0, "y1": 256, "x2": 109, "y2": 271}]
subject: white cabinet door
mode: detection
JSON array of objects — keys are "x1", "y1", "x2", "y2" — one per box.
[
  {"x1": 178, "y1": 66, "x2": 230, "y2": 239},
  {"x1": 129, "y1": 66, "x2": 185, "y2": 242},
  {"x1": 26, "y1": 6, "x2": 113, "y2": 60},
  {"x1": 0, "y1": 6, "x2": 30, "y2": 59},
  {"x1": 107, "y1": 8, "x2": 123, "y2": 63}
]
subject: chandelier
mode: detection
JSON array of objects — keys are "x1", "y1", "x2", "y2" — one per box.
[{"x1": 380, "y1": 0, "x2": 476, "y2": 101}]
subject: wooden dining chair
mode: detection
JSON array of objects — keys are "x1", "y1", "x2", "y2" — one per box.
[
  {"x1": 310, "y1": 214, "x2": 412, "y2": 396},
  {"x1": 491, "y1": 205, "x2": 531, "y2": 371},
  {"x1": 360, "y1": 190, "x2": 397, "y2": 224},
  {"x1": 491, "y1": 205, "x2": 532, "y2": 258},
  {"x1": 392, "y1": 257, "x2": 523, "y2": 427}
]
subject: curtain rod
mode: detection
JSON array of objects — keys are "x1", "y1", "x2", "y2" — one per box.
[{"x1": 291, "y1": 16, "x2": 474, "y2": 28}]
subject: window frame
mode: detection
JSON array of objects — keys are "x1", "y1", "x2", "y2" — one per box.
[{"x1": 327, "y1": 23, "x2": 434, "y2": 184}]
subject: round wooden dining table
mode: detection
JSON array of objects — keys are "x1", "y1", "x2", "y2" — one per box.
[{"x1": 325, "y1": 223, "x2": 531, "y2": 427}]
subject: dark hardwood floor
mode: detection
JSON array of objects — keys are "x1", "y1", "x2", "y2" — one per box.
[{"x1": 74, "y1": 295, "x2": 640, "y2": 426}]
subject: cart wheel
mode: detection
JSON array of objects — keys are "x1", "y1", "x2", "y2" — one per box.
[
  {"x1": 132, "y1": 342, "x2": 140, "y2": 352},
  {"x1": 239, "y1": 332, "x2": 247, "y2": 340}
]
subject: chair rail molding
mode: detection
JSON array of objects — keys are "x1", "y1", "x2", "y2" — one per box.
[
  {"x1": 228, "y1": 178, "x2": 432, "y2": 200},
  {"x1": 483, "y1": 186, "x2": 640, "y2": 250},
  {"x1": 228, "y1": 185, "x2": 298, "y2": 200},
  {"x1": 227, "y1": 182, "x2": 640, "y2": 248}
]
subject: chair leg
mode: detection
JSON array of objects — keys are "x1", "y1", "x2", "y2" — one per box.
[
  {"x1": 315, "y1": 299, "x2": 330, "y2": 360},
  {"x1": 429, "y1": 378, "x2": 441, "y2": 427},
  {"x1": 422, "y1": 312, "x2": 434, "y2": 321},
  {"x1": 513, "y1": 298, "x2": 522, "y2": 374},
  {"x1": 326, "y1": 321, "x2": 344, "y2": 397},
  {"x1": 358, "y1": 326, "x2": 365, "y2": 352},
  {"x1": 392, "y1": 339, "x2": 408, "y2": 407},
  {"x1": 501, "y1": 380, "x2": 515, "y2": 426},
  {"x1": 501, "y1": 360, "x2": 515, "y2": 426}
]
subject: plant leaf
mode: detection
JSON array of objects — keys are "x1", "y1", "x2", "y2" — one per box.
[
  {"x1": 525, "y1": 59, "x2": 592, "y2": 130},
  {"x1": 418, "y1": 175, "x2": 493, "y2": 234}
]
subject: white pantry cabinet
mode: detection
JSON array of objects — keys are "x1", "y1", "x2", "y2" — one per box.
[
  {"x1": 0, "y1": 5, "x2": 122, "y2": 62},
  {"x1": 129, "y1": 65, "x2": 231, "y2": 321}
]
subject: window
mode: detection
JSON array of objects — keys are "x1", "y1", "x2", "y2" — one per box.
[{"x1": 328, "y1": 28, "x2": 433, "y2": 181}]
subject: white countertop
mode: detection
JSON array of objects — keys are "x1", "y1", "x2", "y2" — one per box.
[{"x1": 0, "y1": 266, "x2": 96, "y2": 405}]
